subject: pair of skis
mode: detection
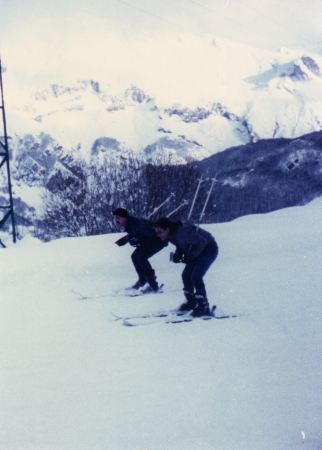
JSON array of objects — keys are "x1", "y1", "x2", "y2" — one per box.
[
  {"x1": 72, "y1": 290, "x2": 239, "y2": 327},
  {"x1": 111, "y1": 306, "x2": 238, "y2": 327}
]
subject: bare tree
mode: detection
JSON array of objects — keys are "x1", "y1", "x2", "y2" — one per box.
[{"x1": 35, "y1": 150, "x2": 200, "y2": 241}]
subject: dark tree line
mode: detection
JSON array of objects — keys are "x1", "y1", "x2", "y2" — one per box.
[
  {"x1": 35, "y1": 152, "x2": 200, "y2": 241},
  {"x1": 31, "y1": 131, "x2": 322, "y2": 241}
]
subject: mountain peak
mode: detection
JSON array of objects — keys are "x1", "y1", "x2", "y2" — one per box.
[
  {"x1": 35, "y1": 80, "x2": 102, "y2": 101},
  {"x1": 300, "y1": 56, "x2": 321, "y2": 77}
]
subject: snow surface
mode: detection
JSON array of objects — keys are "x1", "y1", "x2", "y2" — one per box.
[{"x1": 1, "y1": 199, "x2": 322, "y2": 449}]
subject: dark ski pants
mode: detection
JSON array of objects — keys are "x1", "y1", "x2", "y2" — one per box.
[
  {"x1": 181, "y1": 240, "x2": 218, "y2": 298},
  {"x1": 131, "y1": 240, "x2": 166, "y2": 280}
]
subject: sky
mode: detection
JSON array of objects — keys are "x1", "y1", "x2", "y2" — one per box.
[
  {"x1": 1, "y1": 0, "x2": 322, "y2": 87},
  {"x1": 1, "y1": 0, "x2": 321, "y2": 52}
]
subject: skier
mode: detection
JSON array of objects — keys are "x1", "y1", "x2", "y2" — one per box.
[
  {"x1": 113, "y1": 208, "x2": 166, "y2": 293},
  {"x1": 154, "y1": 217, "x2": 218, "y2": 317}
]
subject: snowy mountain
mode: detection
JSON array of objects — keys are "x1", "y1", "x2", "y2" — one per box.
[
  {"x1": 195, "y1": 129, "x2": 322, "y2": 222},
  {"x1": 2, "y1": 35, "x2": 322, "y2": 236},
  {"x1": 5, "y1": 128, "x2": 322, "y2": 240},
  {"x1": 5, "y1": 36, "x2": 322, "y2": 162},
  {"x1": 2, "y1": 197, "x2": 322, "y2": 449}
]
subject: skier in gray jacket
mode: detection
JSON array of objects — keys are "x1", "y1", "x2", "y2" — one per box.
[{"x1": 154, "y1": 217, "x2": 218, "y2": 316}]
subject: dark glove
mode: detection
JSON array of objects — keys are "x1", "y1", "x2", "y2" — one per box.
[
  {"x1": 128, "y1": 236, "x2": 141, "y2": 247},
  {"x1": 172, "y1": 251, "x2": 183, "y2": 263},
  {"x1": 115, "y1": 236, "x2": 128, "y2": 246},
  {"x1": 182, "y1": 253, "x2": 194, "y2": 263}
]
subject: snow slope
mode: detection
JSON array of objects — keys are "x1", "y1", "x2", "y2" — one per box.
[{"x1": 1, "y1": 199, "x2": 322, "y2": 449}]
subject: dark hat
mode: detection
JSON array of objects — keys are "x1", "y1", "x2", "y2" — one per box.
[
  {"x1": 154, "y1": 217, "x2": 182, "y2": 232},
  {"x1": 113, "y1": 208, "x2": 129, "y2": 218}
]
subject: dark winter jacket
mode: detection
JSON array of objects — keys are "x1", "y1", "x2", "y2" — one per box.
[
  {"x1": 125, "y1": 216, "x2": 161, "y2": 247},
  {"x1": 169, "y1": 223, "x2": 216, "y2": 260}
]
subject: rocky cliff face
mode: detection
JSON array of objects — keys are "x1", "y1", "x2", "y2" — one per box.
[{"x1": 192, "y1": 130, "x2": 322, "y2": 223}]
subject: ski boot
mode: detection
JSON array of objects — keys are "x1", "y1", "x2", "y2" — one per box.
[
  {"x1": 191, "y1": 294, "x2": 211, "y2": 317},
  {"x1": 125, "y1": 273, "x2": 146, "y2": 290},
  {"x1": 141, "y1": 270, "x2": 160, "y2": 294},
  {"x1": 126, "y1": 280, "x2": 145, "y2": 290},
  {"x1": 177, "y1": 290, "x2": 197, "y2": 314}
]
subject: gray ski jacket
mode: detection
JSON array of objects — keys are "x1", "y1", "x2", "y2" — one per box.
[{"x1": 168, "y1": 223, "x2": 216, "y2": 259}]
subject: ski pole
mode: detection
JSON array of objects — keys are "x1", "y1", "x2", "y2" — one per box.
[
  {"x1": 187, "y1": 177, "x2": 203, "y2": 222},
  {"x1": 167, "y1": 200, "x2": 189, "y2": 218},
  {"x1": 196, "y1": 178, "x2": 217, "y2": 231},
  {"x1": 185, "y1": 178, "x2": 216, "y2": 258},
  {"x1": 146, "y1": 193, "x2": 175, "y2": 219}
]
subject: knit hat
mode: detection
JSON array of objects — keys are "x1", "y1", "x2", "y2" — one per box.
[{"x1": 113, "y1": 208, "x2": 129, "y2": 218}]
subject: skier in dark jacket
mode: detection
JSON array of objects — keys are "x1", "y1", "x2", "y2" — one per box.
[
  {"x1": 154, "y1": 217, "x2": 218, "y2": 316},
  {"x1": 113, "y1": 208, "x2": 166, "y2": 292}
]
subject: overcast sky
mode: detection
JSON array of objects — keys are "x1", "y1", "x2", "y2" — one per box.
[{"x1": 1, "y1": 0, "x2": 322, "y2": 87}]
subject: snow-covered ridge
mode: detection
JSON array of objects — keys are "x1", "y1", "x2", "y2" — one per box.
[
  {"x1": 4, "y1": 36, "x2": 322, "y2": 162},
  {"x1": 2, "y1": 35, "x2": 322, "y2": 233}
]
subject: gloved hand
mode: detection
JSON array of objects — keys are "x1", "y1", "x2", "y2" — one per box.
[
  {"x1": 128, "y1": 236, "x2": 141, "y2": 247},
  {"x1": 115, "y1": 236, "x2": 128, "y2": 246},
  {"x1": 182, "y1": 253, "x2": 193, "y2": 263},
  {"x1": 172, "y1": 251, "x2": 183, "y2": 263}
]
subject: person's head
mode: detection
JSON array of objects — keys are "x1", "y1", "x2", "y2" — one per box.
[
  {"x1": 154, "y1": 217, "x2": 176, "y2": 241},
  {"x1": 113, "y1": 208, "x2": 129, "y2": 227}
]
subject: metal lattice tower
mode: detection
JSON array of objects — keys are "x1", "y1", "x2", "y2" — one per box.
[{"x1": 0, "y1": 59, "x2": 16, "y2": 247}]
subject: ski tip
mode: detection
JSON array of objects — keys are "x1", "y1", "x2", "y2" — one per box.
[
  {"x1": 210, "y1": 305, "x2": 217, "y2": 316},
  {"x1": 122, "y1": 319, "x2": 134, "y2": 327},
  {"x1": 111, "y1": 312, "x2": 123, "y2": 320}
]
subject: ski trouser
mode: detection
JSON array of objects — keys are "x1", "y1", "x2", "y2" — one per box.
[
  {"x1": 131, "y1": 239, "x2": 166, "y2": 279},
  {"x1": 181, "y1": 239, "x2": 218, "y2": 298}
]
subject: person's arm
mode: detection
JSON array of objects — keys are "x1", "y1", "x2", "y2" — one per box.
[
  {"x1": 183, "y1": 226, "x2": 209, "y2": 259},
  {"x1": 115, "y1": 235, "x2": 128, "y2": 246}
]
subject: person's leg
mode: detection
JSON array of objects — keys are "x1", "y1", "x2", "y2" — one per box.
[
  {"x1": 181, "y1": 261, "x2": 196, "y2": 294},
  {"x1": 134, "y1": 240, "x2": 165, "y2": 291},
  {"x1": 190, "y1": 241, "x2": 218, "y2": 316},
  {"x1": 191, "y1": 241, "x2": 218, "y2": 298},
  {"x1": 130, "y1": 248, "x2": 147, "y2": 288},
  {"x1": 177, "y1": 288, "x2": 197, "y2": 312},
  {"x1": 176, "y1": 261, "x2": 198, "y2": 311}
]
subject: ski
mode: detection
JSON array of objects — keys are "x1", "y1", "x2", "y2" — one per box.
[
  {"x1": 72, "y1": 289, "x2": 108, "y2": 300},
  {"x1": 111, "y1": 310, "x2": 193, "y2": 327},
  {"x1": 128, "y1": 283, "x2": 164, "y2": 297},
  {"x1": 112, "y1": 306, "x2": 239, "y2": 327},
  {"x1": 111, "y1": 310, "x2": 170, "y2": 321}
]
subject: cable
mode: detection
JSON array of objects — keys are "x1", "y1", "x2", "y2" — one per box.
[
  {"x1": 185, "y1": 0, "x2": 284, "y2": 47},
  {"x1": 235, "y1": 0, "x2": 317, "y2": 46},
  {"x1": 115, "y1": 0, "x2": 203, "y2": 36},
  {"x1": 9, "y1": 0, "x2": 320, "y2": 92}
]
